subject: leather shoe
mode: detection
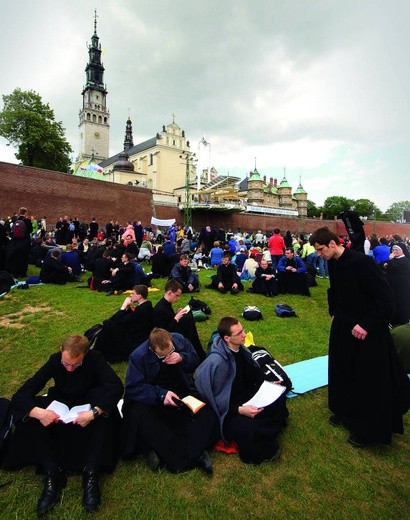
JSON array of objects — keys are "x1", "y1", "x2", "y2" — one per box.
[
  {"x1": 145, "y1": 450, "x2": 161, "y2": 472},
  {"x1": 196, "y1": 451, "x2": 213, "y2": 475},
  {"x1": 37, "y1": 469, "x2": 67, "y2": 516},
  {"x1": 347, "y1": 434, "x2": 367, "y2": 448},
  {"x1": 270, "y1": 446, "x2": 281, "y2": 462},
  {"x1": 82, "y1": 470, "x2": 101, "y2": 512},
  {"x1": 329, "y1": 415, "x2": 343, "y2": 427}
]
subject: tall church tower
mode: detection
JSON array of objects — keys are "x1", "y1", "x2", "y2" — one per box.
[{"x1": 78, "y1": 11, "x2": 109, "y2": 162}]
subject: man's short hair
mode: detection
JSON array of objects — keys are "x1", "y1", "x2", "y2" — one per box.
[
  {"x1": 61, "y1": 334, "x2": 90, "y2": 357},
  {"x1": 309, "y1": 227, "x2": 340, "y2": 246},
  {"x1": 285, "y1": 247, "x2": 293, "y2": 254},
  {"x1": 133, "y1": 284, "x2": 148, "y2": 298},
  {"x1": 149, "y1": 328, "x2": 172, "y2": 352},
  {"x1": 380, "y1": 237, "x2": 387, "y2": 244},
  {"x1": 179, "y1": 254, "x2": 189, "y2": 261},
  {"x1": 218, "y1": 316, "x2": 239, "y2": 339},
  {"x1": 51, "y1": 250, "x2": 61, "y2": 259},
  {"x1": 165, "y1": 279, "x2": 183, "y2": 293},
  {"x1": 65, "y1": 244, "x2": 73, "y2": 252},
  {"x1": 103, "y1": 249, "x2": 111, "y2": 258},
  {"x1": 274, "y1": 228, "x2": 280, "y2": 234}
]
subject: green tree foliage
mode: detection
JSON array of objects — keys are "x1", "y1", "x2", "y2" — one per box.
[
  {"x1": 307, "y1": 199, "x2": 320, "y2": 218},
  {"x1": 351, "y1": 198, "x2": 382, "y2": 219},
  {"x1": 0, "y1": 88, "x2": 72, "y2": 172},
  {"x1": 385, "y1": 200, "x2": 410, "y2": 222},
  {"x1": 321, "y1": 195, "x2": 354, "y2": 219}
]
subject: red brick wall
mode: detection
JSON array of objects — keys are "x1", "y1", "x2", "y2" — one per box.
[
  {"x1": 1, "y1": 161, "x2": 408, "y2": 238},
  {"x1": 0, "y1": 161, "x2": 153, "y2": 226}
]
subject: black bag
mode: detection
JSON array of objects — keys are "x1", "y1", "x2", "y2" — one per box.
[
  {"x1": 0, "y1": 397, "x2": 13, "y2": 464},
  {"x1": 242, "y1": 305, "x2": 263, "y2": 321},
  {"x1": 188, "y1": 296, "x2": 211, "y2": 315},
  {"x1": 0, "y1": 271, "x2": 16, "y2": 294},
  {"x1": 248, "y1": 346, "x2": 293, "y2": 392},
  {"x1": 275, "y1": 303, "x2": 297, "y2": 318},
  {"x1": 84, "y1": 324, "x2": 104, "y2": 348}
]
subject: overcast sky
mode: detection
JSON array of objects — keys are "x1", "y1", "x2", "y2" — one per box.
[{"x1": 0, "y1": 0, "x2": 408, "y2": 211}]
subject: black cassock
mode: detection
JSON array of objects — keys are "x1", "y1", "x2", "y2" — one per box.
[
  {"x1": 385, "y1": 256, "x2": 410, "y2": 326},
  {"x1": 153, "y1": 298, "x2": 206, "y2": 361},
  {"x1": 94, "y1": 300, "x2": 153, "y2": 362},
  {"x1": 3, "y1": 350, "x2": 123, "y2": 473},
  {"x1": 327, "y1": 248, "x2": 409, "y2": 444}
]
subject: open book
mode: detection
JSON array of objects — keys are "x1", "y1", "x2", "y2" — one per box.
[
  {"x1": 46, "y1": 400, "x2": 91, "y2": 423},
  {"x1": 172, "y1": 395, "x2": 206, "y2": 414},
  {"x1": 242, "y1": 381, "x2": 286, "y2": 408},
  {"x1": 181, "y1": 304, "x2": 191, "y2": 314}
]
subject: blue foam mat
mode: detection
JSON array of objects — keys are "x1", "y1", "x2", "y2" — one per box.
[{"x1": 284, "y1": 355, "x2": 328, "y2": 397}]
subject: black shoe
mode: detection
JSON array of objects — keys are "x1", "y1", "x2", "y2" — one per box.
[
  {"x1": 82, "y1": 470, "x2": 101, "y2": 512},
  {"x1": 196, "y1": 451, "x2": 213, "y2": 475},
  {"x1": 145, "y1": 450, "x2": 161, "y2": 472},
  {"x1": 37, "y1": 469, "x2": 67, "y2": 516},
  {"x1": 218, "y1": 288, "x2": 227, "y2": 294},
  {"x1": 270, "y1": 446, "x2": 281, "y2": 462},
  {"x1": 230, "y1": 288, "x2": 239, "y2": 295},
  {"x1": 329, "y1": 415, "x2": 343, "y2": 427},
  {"x1": 105, "y1": 290, "x2": 114, "y2": 296},
  {"x1": 347, "y1": 434, "x2": 367, "y2": 448}
]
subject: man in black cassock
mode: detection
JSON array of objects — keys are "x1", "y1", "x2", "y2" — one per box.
[
  {"x1": 152, "y1": 279, "x2": 206, "y2": 361},
  {"x1": 310, "y1": 227, "x2": 410, "y2": 448},
  {"x1": 2, "y1": 334, "x2": 123, "y2": 515},
  {"x1": 93, "y1": 284, "x2": 153, "y2": 362},
  {"x1": 207, "y1": 254, "x2": 244, "y2": 294}
]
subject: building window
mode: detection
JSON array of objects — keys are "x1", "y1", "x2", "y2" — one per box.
[
  {"x1": 149, "y1": 154, "x2": 153, "y2": 166},
  {"x1": 87, "y1": 113, "x2": 91, "y2": 121},
  {"x1": 98, "y1": 116, "x2": 102, "y2": 123},
  {"x1": 93, "y1": 114, "x2": 96, "y2": 122},
  {"x1": 104, "y1": 117, "x2": 107, "y2": 124}
]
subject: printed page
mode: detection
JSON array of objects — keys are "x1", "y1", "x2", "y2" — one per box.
[{"x1": 243, "y1": 381, "x2": 286, "y2": 408}]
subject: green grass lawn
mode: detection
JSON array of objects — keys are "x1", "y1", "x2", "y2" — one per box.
[{"x1": 0, "y1": 267, "x2": 408, "y2": 519}]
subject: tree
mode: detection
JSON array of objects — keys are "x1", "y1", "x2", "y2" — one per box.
[
  {"x1": 385, "y1": 201, "x2": 410, "y2": 222},
  {"x1": 321, "y1": 196, "x2": 354, "y2": 220},
  {"x1": 307, "y1": 199, "x2": 320, "y2": 218},
  {"x1": 352, "y1": 198, "x2": 382, "y2": 219},
  {"x1": 0, "y1": 88, "x2": 72, "y2": 172}
]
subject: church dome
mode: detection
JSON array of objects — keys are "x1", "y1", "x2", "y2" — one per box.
[{"x1": 112, "y1": 150, "x2": 134, "y2": 173}]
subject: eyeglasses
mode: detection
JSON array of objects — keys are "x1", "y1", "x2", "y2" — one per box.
[
  {"x1": 171, "y1": 291, "x2": 182, "y2": 298},
  {"x1": 153, "y1": 345, "x2": 175, "y2": 359},
  {"x1": 230, "y1": 328, "x2": 246, "y2": 337},
  {"x1": 61, "y1": 359, "x2": 83, "y2": 369}
]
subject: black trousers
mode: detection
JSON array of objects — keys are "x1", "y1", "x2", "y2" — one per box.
[{"x1": 121, "y1": 402, "x2": 218, "y2": 473}]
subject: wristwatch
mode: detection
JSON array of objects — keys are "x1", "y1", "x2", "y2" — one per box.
[{"x1": 91, "y1": 407, "x2": 99, "y2": 419}]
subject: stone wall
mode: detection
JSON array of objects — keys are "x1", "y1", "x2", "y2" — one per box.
[{"x1": 1, "y1": 161, "x2": 409, "y2": 238}]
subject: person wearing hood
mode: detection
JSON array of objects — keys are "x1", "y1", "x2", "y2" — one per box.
[{"x1": 195, "y1": 317, "x2": 288, "y2": 464}]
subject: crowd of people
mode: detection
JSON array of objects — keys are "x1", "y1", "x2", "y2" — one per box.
[{"x1": 1, "y1": 209, "x2": 409, "y2": 515}]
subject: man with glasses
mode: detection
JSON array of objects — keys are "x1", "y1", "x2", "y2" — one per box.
[
  {"x1": 153, "y1": 279, "x2": 206, "y2": 360},
  {"x1": 121, "y1": 328, "x2": 218, "y2": 474},
  {"x1": 310, "y1": 227, "x2": 409, "y2": 448},
  {"x1": 3, "y1": 334, "x2": 123, "y2": 515},
  {"x1": 195, "y1": 317, "x2": 288, "y2": 464}
]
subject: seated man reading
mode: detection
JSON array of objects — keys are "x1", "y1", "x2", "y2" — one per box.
[
  {"x1": 195, "y1": 317, "x2": 288, "y2": 464},
  {"x1": 121, "y1": 328, "x2": 218, "y2": 474},
  {"x1": 2, "y1": 334, "x2": 124, "y2": 515},
  {"x1": 93, "y1": 284, "x2": 154, "y2": 363}
]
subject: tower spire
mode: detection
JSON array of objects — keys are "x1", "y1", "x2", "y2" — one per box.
[{"x1": 124, "y1": 115, "x2": 134, "y2": 152}]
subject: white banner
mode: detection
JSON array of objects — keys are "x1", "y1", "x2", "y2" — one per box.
[{"x1": 150, "y1": 217, "x2": 176, "y2": 227}]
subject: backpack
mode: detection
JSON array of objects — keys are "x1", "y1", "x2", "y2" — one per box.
[
  {"x1": 275, "y1": 303, "x2": 297, "y2": 318},
  {"x1": 0, "y1": 397, "x2": 14, "y2": 464},
  {"x1": 242, "y1": 305, "x2": 262, "y2": 321},
  {"x1": 248, "y1": 346, "x2": 293, "y2": 392},
  {"x1": 192, "y1": 309, "x2": 208, "y2": 322},
  {"x1": 12, "y1": 219, "x2": 27, "y2": 239},
  {"x1": 188, "y1": 296, "x2": 211, "y2": 315}
]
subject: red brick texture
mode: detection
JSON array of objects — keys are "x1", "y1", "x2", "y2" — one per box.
[{"x1": 1, "y1": 161, "x2": 408, "y2": 238}]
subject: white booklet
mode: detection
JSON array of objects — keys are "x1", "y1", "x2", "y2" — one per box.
[
  {"x1": 181, "y1": 304, "x2": 191, "y2": 314},
  {"x1": 46, "y1": 400, "x2": 91, "y2": 423},
  {"x1": 243, "y1": 381, "x2": 286, "y2": 408}
]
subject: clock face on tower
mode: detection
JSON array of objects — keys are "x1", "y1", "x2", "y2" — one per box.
[{"x1": 94, "y1": 132, "x2": 100, "y2": 139}]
